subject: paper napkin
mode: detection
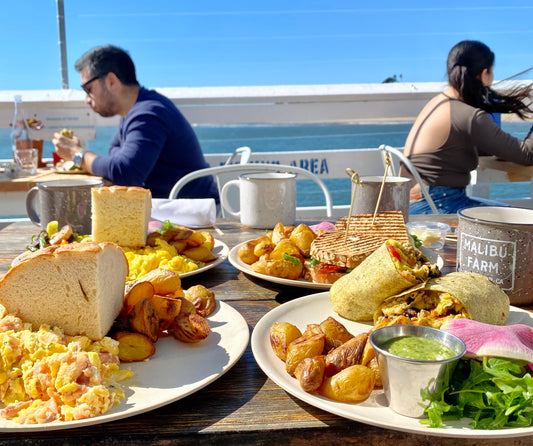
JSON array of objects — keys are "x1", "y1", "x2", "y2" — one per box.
[{"x1": 151, "y1": 198, "x2": 217, "y2": 228}]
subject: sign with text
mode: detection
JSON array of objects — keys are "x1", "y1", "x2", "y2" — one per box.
[
  {"x1": 457, "y1": 206, "x2": 533, "y2": 306},
  {"x1": 457, "y1": 233, "x2": 516, "y2": 290}
]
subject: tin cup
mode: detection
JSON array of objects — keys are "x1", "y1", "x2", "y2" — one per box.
[
  {"x1": 457, "y1": 206, "x2": 533, "y2": 305},
  {"x1": 26, "y1": 178, "x2": 104, "y2": 235},
  {"x1": 352, "y1": 176, "x2": 411, "y2": 222},
  {"x1": 370, "y1": 324, "x2": 465, "y2": 418}
]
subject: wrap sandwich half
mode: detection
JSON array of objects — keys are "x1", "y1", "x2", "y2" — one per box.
[
  {"x1": 329, "y1": 239, "x2": 439, "y2": 321},
  {"x1": 374, "y1": 272, "x2": 510, "y2": 328}
]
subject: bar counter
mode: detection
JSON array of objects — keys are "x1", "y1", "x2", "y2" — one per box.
[{"x1": 0, "y1": 216, "x2": 530, "y2": 445}]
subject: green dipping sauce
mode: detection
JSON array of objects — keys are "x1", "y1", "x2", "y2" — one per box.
[{"x1": 383, "y1": 335, "x2": 456, "y2": 360}]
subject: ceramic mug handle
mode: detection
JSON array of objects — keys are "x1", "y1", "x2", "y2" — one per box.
[
  {"x1": 25, "y1": 186, "x2": 41, "y2": 227},
  {"x1": 220, "y1": 179, "x2": 241, "y2": 218}
]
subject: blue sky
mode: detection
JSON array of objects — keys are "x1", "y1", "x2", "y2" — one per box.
[{"x1": 2, "y1": 1, "x2": 533, "y2": 90}]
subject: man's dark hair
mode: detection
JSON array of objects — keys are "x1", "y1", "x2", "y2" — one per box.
[{"x1": 75, "y1": 45, "x2": 139, "y2": 86}]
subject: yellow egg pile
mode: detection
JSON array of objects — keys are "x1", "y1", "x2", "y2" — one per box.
[
  {"x1": 122, "y1": 238, "x2": 204, "y2": 281},
  {"x1": 0, "y1": 316, "x2": 134, "y2": 424}
]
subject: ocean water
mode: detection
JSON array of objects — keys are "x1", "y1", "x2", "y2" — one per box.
[{"x1": 1, "y1": 121, "x2": 531, "y2": 206}]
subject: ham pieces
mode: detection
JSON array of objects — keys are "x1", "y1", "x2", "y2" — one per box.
[{"x1": 441, "y1": 318, "x2": 533, "y2": 363}]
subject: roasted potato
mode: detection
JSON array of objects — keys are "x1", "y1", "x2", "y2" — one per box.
[
  {"x1": 161, "y1": 226, "x2": 193, "y2": 242},
  {"x1": 325, "y1": 332, "x2": 368, "y2": 377},
  {"x1": 289, "y1": 224, "x2": 317, "y2": 257},
  {"x1": 367, "y1": 357, "x2": 382, "y2": 388},
  {"x1": 182, "y1": 246, "x2": 218, "y2": 263},
  {"x1": 294, "y1": 355, "x2": 326, "y2": 392},
  {"x1": 113, "y1": 331, "x2": 156, "y2": 362},
  {"x1": 201, "y1": 232, "x2": 215, "y2": 250},
  {"x1": 285, "y1": 332, "x2": 325, "y2": 376},
  {"x1": 170, "y1": 313, "x2": 210, "y2": 343},
  {"x1": 237, "y1": 241, "x2": 260, "y2": 265},
  {"x1": 269, "y1": 239, "x2": 303, "y2": 260},
  {"x1": 251, "y1": 257, "x2": 303, "y2": 281},
  {"x1": 174, "y1": 296, "x2": 197, "y2": 315},
  {"x1": 134, "y1": 268, "x2": 182, "y2": 295},
  {"x1": 318, "y1": 364, "x2": 375, "y2": 403},
  {"x1": 184, "y1": 284, "x2": 216, "y2": 317},
  {"x1": 253, "y1": 235, "x2": 275, "y2": 257},
  {"x1": 151, "y1": 295, "x2": 183, "y2": 331},
  {"x1": 185, "y1": 230, "x2": 206, "y2": 247},
  {"x1": 123, "y1": 281, "x2": 155, "y2": 316},
  {"x1": 170, "y1": 240, "x2": 188, "y2": 253},
  {"x1": 271, "y1": 223, "x2": 295, "y2": 244},
  {"x1": 319, "y1": 317, "x2": 354, "y2": 353},
  {"x1": 270, "y1": 322, "x2": 303, "y2": 361},
  {"x1": 128, "y1": 298, "x2": 160, "y2": 342}
]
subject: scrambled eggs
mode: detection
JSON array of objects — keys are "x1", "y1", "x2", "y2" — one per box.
[
  {"x1": 0, "y1": 312, "x2": 134, "y2": 424},
  {"x1": 123, "y1": 238, "x2": 203, "y2": 281}
]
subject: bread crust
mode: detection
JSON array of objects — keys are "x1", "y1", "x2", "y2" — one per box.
[{"x1": 0, "y1": 242, "x2": 128, "y2": 339}]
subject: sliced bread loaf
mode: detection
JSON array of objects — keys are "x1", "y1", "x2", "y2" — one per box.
[
  {"x1": 0, "y1": 242, "x2": 128, "y2": 340},
  {"x1": 92, "y1": 186, "x2": 152, "y2": 247}
]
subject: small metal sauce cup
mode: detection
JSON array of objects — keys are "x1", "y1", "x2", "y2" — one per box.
[{"x1": 370, "y1": 324, "x2": 466, "y2": 418}]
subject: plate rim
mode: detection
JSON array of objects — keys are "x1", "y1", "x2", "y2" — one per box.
[
  {"x1": 180, "y1": 239, "x2": 229, "y2": 278},
  {"x1": 228, "y1": 241, "x2": 331, "y2": 290},
  {"x1": 0, "y1": 300, "x2": 249, "y2": 432},
  {"x1": 251, "y1": 292, "x2": 533, "y2": 439},
  {"x1": 228, "y1": 241, "x2": 443, "y2": 289}
]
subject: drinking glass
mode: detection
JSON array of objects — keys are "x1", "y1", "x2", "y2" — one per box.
[{"x1": 14, "y1": 148, "x2": 38, "y2": 175}]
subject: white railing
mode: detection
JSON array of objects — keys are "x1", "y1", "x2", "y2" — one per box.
[
  {"x1": 0, "y1": 82, "x2": 446, "y2": 140},
  {"x1": 1, "y1": 81, "x2": 531, "y2": 219}
]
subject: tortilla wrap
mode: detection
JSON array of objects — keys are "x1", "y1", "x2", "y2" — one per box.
[
  {"x1": 329, "y1": 240, "x2": 431, "y2": 321},
  {"x1": 374, "y1": 272, "x2": 510, "y2": 327}
]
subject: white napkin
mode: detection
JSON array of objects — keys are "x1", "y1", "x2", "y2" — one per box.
[{"x1": 151, "y1": 198, "x2": 216, "y2": 228}]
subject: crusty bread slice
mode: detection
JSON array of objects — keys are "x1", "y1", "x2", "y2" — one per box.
[
  {"x1": 310, "y1": 231, "x2": 384, "y2": 268},
  {"x1": 92, "y1": 186, "x2": 152, "y2": 247},
  {"x1": 0, "y1": 242, "x2": 128, "y2": 340},
  {"x1": 335, "y1": 211, "x2": 409, "y2": 243}
]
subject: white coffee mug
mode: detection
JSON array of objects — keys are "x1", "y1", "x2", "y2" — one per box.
[{"x1": 221, "y1": 172, "x2": 296, "y2": 228}]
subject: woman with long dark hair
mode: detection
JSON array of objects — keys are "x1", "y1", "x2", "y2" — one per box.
[{"x1": 403, "y1": 40, "x2": 533, "y2": 214}]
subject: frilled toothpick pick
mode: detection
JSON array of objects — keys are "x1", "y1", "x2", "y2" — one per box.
[{"x1": 372, "y1": 153, "x2": 391, "y2": 225}]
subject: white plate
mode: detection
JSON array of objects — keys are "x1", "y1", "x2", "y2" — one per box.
[
  {"x1": 228, "y1": 242, "x2": 330, "y2": 290},
  {"x1": 251, "y1": 292, "x2": 533, "y2": 439},
  {"x1": 0, "y1": 301, "x2": 249, "y2": 432},
  {"x1": 228, "y1": 242, "x2": 443, "y2": 290},
  {"x1": 180, "y1": 239, "x2": 229, "y2": 278},
  {"x1": 11, "y1": 240, "x2": 229, "y2": 279}
]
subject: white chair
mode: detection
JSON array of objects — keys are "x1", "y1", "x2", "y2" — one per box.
[
  {"x1": 169, "y1": 163, "x2": 334, "y2": 218},
  {"x1": 223, "y1": 146, "x2": 251, "y2": 165},
  {"x1": 379, "y1": 144, "x2": 440, "y2": 214}
]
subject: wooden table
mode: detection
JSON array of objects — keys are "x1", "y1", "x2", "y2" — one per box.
[{"x1": 0, "y1": 215, "x2": 529, "y2": 445}]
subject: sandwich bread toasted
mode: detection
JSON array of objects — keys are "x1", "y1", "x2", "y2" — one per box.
[
  {"x1": 0, "y1": 242, "x2": 128, "y2": 339},
  {"x1": 335, "y1": 211, "x2": 409, "y2": 243},
  {"x1": 307, "y1": 211, "x2": 410, "y2": 284},
  {"x1": 307, "y1": 232, "x2": 385, "y2": 284}
]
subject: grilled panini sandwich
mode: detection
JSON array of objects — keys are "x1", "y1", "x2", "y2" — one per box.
[
  {"x1": 335, "y1": 211, "x2": 409, "y2": 243},
  {"x1": 307, "y1": 211, "x2": 410, "y2": 284}
]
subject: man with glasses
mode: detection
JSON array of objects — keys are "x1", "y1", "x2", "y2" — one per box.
[{"x1": 52, "y1": 45, "x2": 219, "y2": 201}]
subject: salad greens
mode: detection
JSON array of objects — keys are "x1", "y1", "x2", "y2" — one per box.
[
  {"x1": 422, "y1": 357, "x2": 533, "y2": 429},
  {"x1": 283, "y1": 252, "x2": 302, "y2": 266}
]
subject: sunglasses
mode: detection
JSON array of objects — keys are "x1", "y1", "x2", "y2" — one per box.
[{"x1": 81, "y1": 73, "x2": 107, "y2": 95}]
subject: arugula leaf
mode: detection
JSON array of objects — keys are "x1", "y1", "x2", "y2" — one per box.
[
  {"x1": 309, "y1": 256, "x2": 320, "y2": 267},
  {"x1": 423, "y1": 358, "x2": 533, "y2": 429}
]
